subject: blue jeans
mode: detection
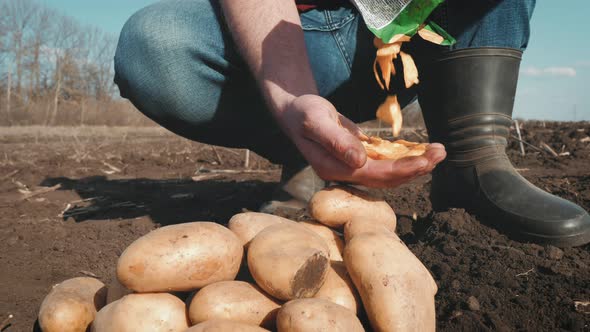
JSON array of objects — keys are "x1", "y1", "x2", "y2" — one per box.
[{"x1": 114, "y1": 0, "x2": 535, "y2": 166}]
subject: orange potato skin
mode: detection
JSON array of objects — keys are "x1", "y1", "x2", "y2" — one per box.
[
  {"x1": 276, "y1": 298, "x2": 364, "y2": 332},
  {"x1": 344, "y1": 226, "x2": 437, "y2": 332},
  {"x1": 91, "y1": 293, "x2": 189, "y2": 332},
  {"x1": 247, "y1": 223, "x2": 330, "y2": 300},
  {"x1": 38, "y1": 277, "x2": 106, "y2": 332},
  {"x1": 188, "y1": 281, "x2": 281, "y2": 329},
  {"x1": 186, "y1": 320, "x2": 270, "y2": 332},
  {"x1": 117, "y1": 222, "x2": 243, "y2": 292},
  {"x1": 309, "y1": 185, "x2": 397, "y2": 230}
]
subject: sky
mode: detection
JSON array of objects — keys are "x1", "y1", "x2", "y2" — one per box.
[{"x1": 42, "y1": 0, "x2": 589, "y2": 121}]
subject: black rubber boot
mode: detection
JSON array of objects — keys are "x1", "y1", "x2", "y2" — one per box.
[{"x1": 418, "y1": 47, "x2": 590, "y2": 247}]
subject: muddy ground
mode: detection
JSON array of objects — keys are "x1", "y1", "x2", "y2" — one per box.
[{"x1": 0, "y1": 122, "x2": 588, "y2": 332}]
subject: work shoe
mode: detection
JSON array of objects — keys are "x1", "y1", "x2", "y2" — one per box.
[
  {"x1": 259, "y1": 164, "x2": 326, "y2": 214},
  {"x1": 418, "y1": 47, "x2": 590, "y2": 247}
]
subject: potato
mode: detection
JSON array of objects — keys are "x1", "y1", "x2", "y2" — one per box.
[
  {"x1": 313, "y1": 261, "x2": 360, "y2": 314},
  {"x1": 344, "y1": 217, "x2": 396, "y2": 243},
  {"x1": 106, "y1": 278, "x2": 133, "y2": 304},
  {"x1": 186, "y1": 320, "x2": 270, "y2": 332},
  {"x1": 309, "y1": 185, "x2": 397, "y2": 230},
  {"x1": 228, "y1": 212, "x2": 294, "y2": 247},
  {"x1": 188, "y1": 281, "x2": 280, "y2": 329},
  {"x1": 38, "y1": 277, "x2": 106, "y2": 332},
  {"x1": 276, "y1": 298, "x2": 364, "y2": 332},
  {"x1": 117, "y1": 222, "x2": 243, "y2": 292},
  {"x1": 344, "y1": 230, "x2": 437, "y2": 332},
  {"x1": 248, "y1": 223, "x2": 330, "y2": 300},
  {"x1": 299, "y1": 220, "x2": 344, "y2": 261},
  {"x1": 91, "y1": 293, "x2": 189, "y2": 332}
]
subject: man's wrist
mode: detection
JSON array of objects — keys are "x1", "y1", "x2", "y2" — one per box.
[{"x1": 261, "y1": 81, "x2": 317, "y2": 117}]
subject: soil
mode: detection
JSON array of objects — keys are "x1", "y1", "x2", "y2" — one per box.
[{"x1": 0, "y1": 122, "x2": 589, "y2": 332}]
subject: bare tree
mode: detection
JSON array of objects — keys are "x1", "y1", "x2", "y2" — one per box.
[
  {"x1": 6, "y1": 68, "x2": 11, "y2": 120},
  {"x1": 47, "y1": 15, "x2": 82, "y2": 125},
  {"x1": 26, "y1": 6, "x2": 52, "y2": 100},
  {"x1": 1, "y1": 0, "x2": 37, "y2": 98}
]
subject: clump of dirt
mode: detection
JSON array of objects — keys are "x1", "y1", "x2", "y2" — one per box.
[{"x1": 396, "y1": 208, "x2": 590, "y2": 331}]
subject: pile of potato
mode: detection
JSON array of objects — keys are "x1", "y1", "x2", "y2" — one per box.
[{"x1": 38, "y1": 185, "x2": 437, "y2": 332}]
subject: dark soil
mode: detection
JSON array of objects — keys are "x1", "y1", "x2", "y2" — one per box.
[{"x1": 0, "y1": 122, "x2": 588, "y2": 332}]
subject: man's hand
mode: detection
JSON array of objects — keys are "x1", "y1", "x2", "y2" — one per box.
[{"x1": 279, "y1": 95, "x2": 447, "y2": 188}]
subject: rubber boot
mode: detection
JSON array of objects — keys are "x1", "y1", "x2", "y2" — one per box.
[
  {"x1": 418, "y1": 47, "x2": 590, "y2": 247},
  {"x1": 259, "y1": 164, "x2": 326, "y2": 214}
]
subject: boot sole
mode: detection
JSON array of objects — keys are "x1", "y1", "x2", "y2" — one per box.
[
  {"x1": 518, "y1": 230, "x2": 590, "y2": 248},
  {"x1": 432, "y1": 203, "x2": 590, "y2": 247}
]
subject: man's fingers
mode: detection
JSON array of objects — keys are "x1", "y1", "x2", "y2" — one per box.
[
  {"x1": 296, "y1": 138, "x2": 358, "y2": 180},
  {"x1": 362, "y1": 157, "x2": 427, "y2": 182},
  {"x1": 423, "y1": 144, "x2": 447, "y2": 171},
  {"x1": 330, "y1": 146, "x2": 446, "y2": 188},
  {"x1": 338, "y1": 115, "x2": 369, "y2": 141},
  {"x1": 301, "y1": 114, "x2": 367, "y2": 168}
]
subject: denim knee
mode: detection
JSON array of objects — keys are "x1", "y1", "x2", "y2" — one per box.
[
  {"x1": 432, "y1": 0, "x2": 536, "y2": 50},
  {"x1": 114, "y1": 0, "x2": 229, "y2": 128}
]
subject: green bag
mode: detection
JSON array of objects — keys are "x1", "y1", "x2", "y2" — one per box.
[{"x1": 359, "y1": 0, "x2": 456, "y2": 45}]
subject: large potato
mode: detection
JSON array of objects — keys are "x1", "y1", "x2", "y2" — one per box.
[
  {"x1": 187, "y1": 320, "x2": 270, "y2": 332},
  {"x1": 309, "y1": 185, "x2": 397, "y2": 230},
  {"x1": 117, "y1": 222, "x2": 243, "y2": 292},
  {"x1": 228, "y1": 212, "x2": 294, "y2": 247},
  {"x1": 344, "y1": 231, "x2": 438, "y2": 332},
  {"x1": 343, "y1": 217, "x2": 396, "y2": 243},
  {"x1": 248, "y1": 223, "x2": 330, "y2": 300},
  {"x1": 299, "y1": 220, "x2": 344, "y2": 261},
  {"x1": 313, "y1": 261, "x2": 360, "y2": 314},
  {"x1": 91, "y1": 293, "x2": 189, "y2": 332},
  {"x1": 38, "y1": 277, "x2": 106, "y2": 332},
  {"x1": 188, "y1": 281, "x2": 280, "y2": 329},
  {"x1": 276, "y1": 298, "x2": 364, "y2": 332}
]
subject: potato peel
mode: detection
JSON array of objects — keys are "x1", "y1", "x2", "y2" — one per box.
[
  {"x1": 400, "y1": 51, "x2": 419, "y2": 88},
  {"x1": 417, "y1": 27, "x2": 445, "y2": 45},
  {"x1": 376, "y1": 55, "x2": 393, "y2": 90},
  {"x1": 375, "y1": 95, "x2": 402, "y2": 137},
  {"x1": 372, "y1": 35, "x2": 422, "y2": 140},
  {"x1": 376, "y1": 43, "x2": 402, "y2": 57},
  {"x1": 362, "y1": 136, "x2": 427, "y2": 160},
  {"x1": 373, "y1": 59, "x2": 385, "y2": 90},
  {"x1": 374, "y1": 34, "x2": 411, "y2": 47}
]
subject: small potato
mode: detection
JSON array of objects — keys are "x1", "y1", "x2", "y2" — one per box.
[
  {"x1": 248, "y1": 223, "x2": 330, "y2": 300},
  {"x1": 106, "y1": 278, "x2": 133, "y2": 304},
  {"x1": 228, "y1": 212, "x2": 294, "y2": 247},
  {"x1": 117, "y1": 222, "x2": 243, "y2": 292},
  {"x1": 344, "y1": 232, "x2": 437, "y2": 332},
  {"x1": 38, "y1": 277, "x2": 106, "y2": 332},
  {"x1": 309, "y1": 185, "x2": 397, "y2": 230},
  {"x1": 188, "y1": 281, "x2": 281, "y2": 329},
  {"x1": 313, "y1": 261, "x2": 360, "y2": 314},
  {"x1": 276, "y1": 298, "x2": 364, "y2": 332},
  {"x1": 91, "y1": 293, "x2": 189, "y2": 332},
  {"x1": 299, "y1": 220, "x2": 344, "y2": 261},
  {"x1": 187, "y1": 320, "x2": 270, "y2": 332}
]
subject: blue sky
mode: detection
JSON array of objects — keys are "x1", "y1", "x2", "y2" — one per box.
[{"x1": 43, "y1": 0, "x2": 589, "y2": 120}]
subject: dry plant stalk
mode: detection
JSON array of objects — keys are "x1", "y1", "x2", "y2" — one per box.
[
  {"x1": 574, "y1": 300, "x2": 590, "y2": 314},
  {"x1": 0, "y1": 314, "x2": 14, "y2": 330},
  {"x1": 20, "y1": 184, "x2": 61, "y2": 201}
]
